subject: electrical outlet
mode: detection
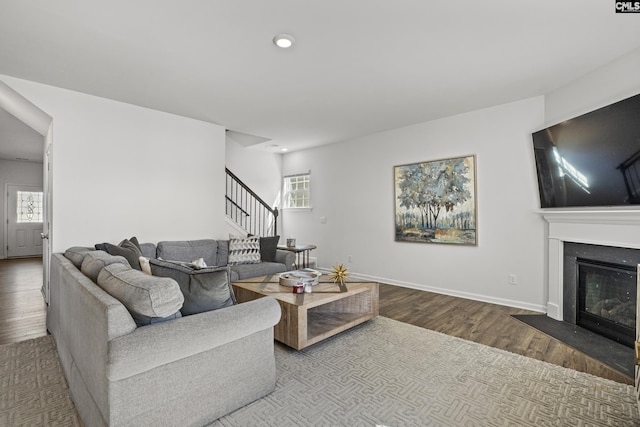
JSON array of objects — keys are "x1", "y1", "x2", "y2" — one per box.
[
  {"x1": 348, "y1": 255, "x2": 353, "y2": 263},
  {"x1": 508, "y1": 274, "x2": 518, "y2": 285}
]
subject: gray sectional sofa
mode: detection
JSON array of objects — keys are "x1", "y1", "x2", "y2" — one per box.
[
  {"x1": 141, "y1": 238, "x2": 295, "y2": 281},
  {"x1": 48, "y1": 238, "x2": 293, "y2": 426}
]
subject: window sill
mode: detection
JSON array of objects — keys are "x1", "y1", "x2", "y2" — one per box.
[{"x1": 282, "y1": 207, "x2": 313, "y2": 212}]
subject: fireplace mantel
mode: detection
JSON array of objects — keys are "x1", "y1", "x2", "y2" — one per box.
[
  {"x1": 542, "y1": 209, "x2": 640, "y2": 320},
  {"x1": 543, "y1": 209, "x2": 640, "y2": 227}
]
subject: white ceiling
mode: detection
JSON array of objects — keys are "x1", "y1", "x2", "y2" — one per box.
[{"x1": 1, "y1": 0, "x2": 640, "y2": 157}]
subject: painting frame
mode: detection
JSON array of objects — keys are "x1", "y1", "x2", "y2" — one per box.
[{"x1": 394, "y1": 154, "x2": 477, "y2": 245}]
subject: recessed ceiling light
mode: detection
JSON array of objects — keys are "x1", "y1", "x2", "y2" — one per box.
[
  {"x1": 273, "y1": 34, "x2": 295, "y2": 49},
  {"x1": 281, "y1": 148, "x2": 288, "y2": 152}
]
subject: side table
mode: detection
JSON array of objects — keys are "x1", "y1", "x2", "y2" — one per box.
[{"x1": 277, "y1": 244, "x2": 317, "y2": 269}]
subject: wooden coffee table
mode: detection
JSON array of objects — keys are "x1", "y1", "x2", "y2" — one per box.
[{"x1": 232, "y1": 275, "x2": 379, "y2": 350}]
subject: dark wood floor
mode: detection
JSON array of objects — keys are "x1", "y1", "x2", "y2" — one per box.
[
  {"x1": 379, "y1": 283, "x2": 633, "y2": 385},
  {"x1": 0, "y1": 258, "x2": 632, "y2": 384}
]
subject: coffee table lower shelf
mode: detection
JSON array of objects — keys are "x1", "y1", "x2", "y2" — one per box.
[
  {"x1": 232, "y1": 279, "x2": 379, "y2": 350},
  {"x1": 305, "y1": 310, "x2": 373, "y2": 348}
]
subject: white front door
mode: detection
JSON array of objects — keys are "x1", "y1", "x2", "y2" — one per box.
[
  {"x1": 6, "y1": 184, "x2": 44, "y2": 258},
  {"x1": 42, "y1": 134, "x2": 52, "y2": 303}
]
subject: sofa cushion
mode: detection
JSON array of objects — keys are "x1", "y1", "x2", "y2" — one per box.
[
  {"x1": 259, "y1": 236, "x2": 280, "y2": 262},
  {"x1": 139, "y1": 242, "x2": 157, "y2": 259},
  {"x1": 81, "y1": 250, "x2": 130, "y2": 283},
  {"x1": 64, "y1": 246, "x2": 95, "y2": 269},
  {"x1": 157, "y1": 240, "x2": 219, "y2": 267},
  {"x1": 231, "y1": 261, "x2": 288, "y2": 280},
  {"x1": 98, "y1": 238, "x2": 143, "y2": 270},
  {"x1": 97, "y1": 263, "x2": 184, "y2": 326},
  {"x1": 228, "y1": 236, "x2": 261, "y2": 265},
  {"x1": 216, "y1": 240, "x2": 230, "y2": 267},
  {"x1": 149, "y1": 258, "x2": 236, "y2": 316}
]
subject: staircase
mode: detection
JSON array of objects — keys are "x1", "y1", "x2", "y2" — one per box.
[{"x1": 225, "y1": 168, "x2": 278, "y2": 237}]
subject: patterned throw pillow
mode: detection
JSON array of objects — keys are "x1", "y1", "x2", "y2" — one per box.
[{"x1": 228, "y1": 236, "x2": 261, "y2": 265}]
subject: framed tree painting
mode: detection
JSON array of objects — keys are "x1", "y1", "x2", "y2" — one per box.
[{"x1": 394, "y1": 154, "x2": 477, "y2": 245}]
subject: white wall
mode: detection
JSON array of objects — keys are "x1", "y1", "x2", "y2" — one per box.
[
  {"x1": 545, "y1": 47, "x2": 640, "y2": 126},
  {"x1": 225, "y1": 138, "x2": 282, "y2": 208},
  {"x1": 1, "y1": 75, "x2": 227, "y2": 252},
  {"x1": 225, "y1": 137, "x2": 284, "y2": 238},
  {"x1": 0, "y1": 159, "x2": 44, "y2": 258},
  {"x1": 282, "y1": 97, "x2": 547, "y2": 311}
]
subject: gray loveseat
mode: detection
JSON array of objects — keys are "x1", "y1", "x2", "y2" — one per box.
[{"x1": 48, "y1": 238, "x2": 288, "y2": 427}]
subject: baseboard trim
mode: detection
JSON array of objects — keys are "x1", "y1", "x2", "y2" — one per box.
[
  {"x1": 546, "y1": 303, "x2": 561, "y2": 320},
  {"x1": 316, "y1": 268, "x2": 547, "y2": 314}
]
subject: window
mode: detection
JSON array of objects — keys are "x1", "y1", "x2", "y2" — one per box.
[
  {"x1": 17, "y1": 191, "x2": 44, "y2": 223},
  {"x1": 283, "y1": 173, "x2": 311, "y2": 208}
]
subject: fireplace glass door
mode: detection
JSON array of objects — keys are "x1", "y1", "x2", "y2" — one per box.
[{"x1": 577, "y1": 259, "x2": 636, "y2": 347}]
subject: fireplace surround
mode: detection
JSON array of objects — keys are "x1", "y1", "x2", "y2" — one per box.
[{"x1": 543, "y1": 210, "x2": 640, "y2": 326}]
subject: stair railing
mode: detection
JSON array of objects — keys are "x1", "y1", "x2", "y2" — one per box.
[{"x1": 225, "y1": 168, "x2": 278, "y2": 237}]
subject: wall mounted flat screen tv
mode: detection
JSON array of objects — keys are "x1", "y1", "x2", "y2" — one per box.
[{"x1": 532, "y1": 93, "x2": 640, "y2": 208}]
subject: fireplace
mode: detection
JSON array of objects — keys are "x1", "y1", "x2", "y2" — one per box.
[
  {"x1": 563, "y1": 242, "x2": 640, "y2": 348},
  {"x1": 577, "y1": 259, "x2": 636, "y2": 347}
]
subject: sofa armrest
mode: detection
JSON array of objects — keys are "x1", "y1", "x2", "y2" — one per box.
[
  {"x1": 107, "y1": 297, "x2": 281, "y2": 381},
  {"x1": 275, "y1": 249, "x2": 296, "y2": 270}
]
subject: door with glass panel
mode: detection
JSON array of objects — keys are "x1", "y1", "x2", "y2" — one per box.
[{"x1": 6, "y1": 185, "x2": 44, "y2": 258}]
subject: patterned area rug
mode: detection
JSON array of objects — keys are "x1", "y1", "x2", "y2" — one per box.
[
  {"x1": 2, "y1": 318, "x2": 639, "y2": 426},
  {"x1": 0, "y1": 335, "x2": 81, "y2": 426},
  {"x1": 212, "y1": 317, "x2": 639, "y2": 426}
]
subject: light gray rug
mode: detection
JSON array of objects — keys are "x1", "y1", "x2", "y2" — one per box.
[
  {"x1": 212, "y1": 317, "x2": 639, "y2": 426},
  {"x1": 0, "y1": 335, "x2": 81, "y2": 426},
  {"x1": 2, "y1": 317, "x2": 638, "y2": 426}
]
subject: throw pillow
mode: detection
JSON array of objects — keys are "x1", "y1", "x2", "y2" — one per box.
[
  {"x1": 97, "y1": 263, "x2": 184, "y2": 327},
  {"x1": 259, "y1": 236, "x2": 280, "y2": 262},
  {"x1": 98, "y1": 238, "x2": 143, "y2": 270},
  {"x1": 64, "y1": 246, "x2": 95, "y2": 269},
  {"x1": 81, "y1": 250, "x2": 130, "y2": 283},
  {"x1": 95, "y1": 236, "x2": 141, "y2": 252},
  {"x1": 190, "y1": 257, "x2": 207, "y2": 269},
  {"x1": 139, "y1": 256, "x2": 152, "y2": 275},
  {"x1": 149, "y1": 258, "x2": 236, "y2": 316},
  {"x1": 228, "y1": 236, "x2": 261, "y2": 265},
  {"x1": 127, "y1": 236, "x2": 141, "y2": 250}
]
